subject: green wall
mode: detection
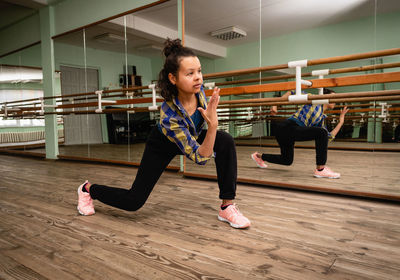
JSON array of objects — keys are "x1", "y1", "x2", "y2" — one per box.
[
  {"x1": 0, "y1": 43, "x2": 42, "y2": 67},
  {"x1": 0, "y1": 0, "x2": 159, "y2": 57},
  {"x1": 0, "y1": 14, "x2": 40, "y2": 57},
  {"x1": 213, "y1": 11, "x2": 400, "y2": 74},
  {"x1": 54, "y1": 42, "x2": 155, "y2": 88},
  {"x1": 53, "y1": 0, "x2": 157, "y2": 36}
]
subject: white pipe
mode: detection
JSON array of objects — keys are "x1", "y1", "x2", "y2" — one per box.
[
  {"x1": 311, "y1": 69, "x2": 329, "y2": 76},
  {"x1": 204, "y1": 82, "x2": 215, "y2": 89},
  {"x1": 288, "y1": 59, "x2": 308, "y2": 96},
  {"x1": 95, "y1": 90, "x2": 116, "y2": 113},
  {"x1": 378, "y1": 102, "x2": 390, "y2": 118},
  {"x1": 318, "y1": 75, "x2": 324, "y2": 95},
  {"x1": 69, "y1": 98, "x2": 75, "y2": 114},
  {"x1": 39, "y1": 97, "x2": 45, "y2": 115},
  {"x1": 311, "y1": 69, "x2": 329, "y2": 95},
  {"x1": 3, "y1": 103, "x2": 7, "y2": 118},
  {"x1": 295, "y1": 66, "x2": 301, "y2": 96},
  {"x1": 95, "y1": 90, "x2": 104, "y2": 113},
  {"x1": 288, "y1": 94, "x2": 308, "y2": 102},
  {"x1": 312, "y1": 99, "x2": 329, "y2": 105},
  {"x1": 148, "y1": 84, "x2": 158, "y2": 111},
  {"x1": 288, "y1": 59, "x2": 308, "y2": 68},
  {"x1": 301, "y1": 79, "x2": 312, "y2": 86}
]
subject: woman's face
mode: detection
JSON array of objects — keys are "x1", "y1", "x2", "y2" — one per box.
[
  {"x1": 327, "y1": 102, "x2": 336, "y2": 110},
  {"x1": 170, "y1": 56, "x2": 203, "y2": 96}
]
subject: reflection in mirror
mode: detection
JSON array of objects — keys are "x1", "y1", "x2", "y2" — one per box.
[
  {"x1": 183, "y1": 0, "x2": 400, "y2": 200},
  {"x1": 46, "y1": 0, "x2": 180, "y2": 169},
  {"x1": 0, "y1": 44, "x2": 63, "y2": 156}
]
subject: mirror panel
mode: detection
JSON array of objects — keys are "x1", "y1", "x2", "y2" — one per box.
[{"x1": 184, "y1": 0, "x2": 400, "y2": 199}]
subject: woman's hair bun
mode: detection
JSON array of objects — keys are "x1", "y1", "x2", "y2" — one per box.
[{"x1": 163, "y1": 38, "x2": 183, "y2": 58}]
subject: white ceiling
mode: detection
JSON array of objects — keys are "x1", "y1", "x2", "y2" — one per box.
[
  {"x1": 136, "y1": 0, "x2": 400, "y2": 47},
  {"x1": 2, "y1": 0, "x2": 400, "y2": 58}
]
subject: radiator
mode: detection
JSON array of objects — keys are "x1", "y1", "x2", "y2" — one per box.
[{"x1": 0, "y1": 130, "x2": 64, "y2": 144}]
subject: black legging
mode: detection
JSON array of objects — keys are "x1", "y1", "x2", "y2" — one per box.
[
  {"x1": 394, "y1": 125, "x2": 400, "y2": 142},
  {"x1": 89, "y1": 127, "x2": 237, "y2": 211},
  {"x1": 262, "y1": 119, "x2": 328, "y2": 166}
]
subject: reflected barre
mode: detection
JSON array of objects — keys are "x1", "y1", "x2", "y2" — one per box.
[
  {"x1": 209, "y1": 62, "x2": 400, "y2": 88},
  {"x1": 1, "y1": 47, "x2": 400, "y2": 120},
  {"x1": 203, "y1": 47, "x2": 400, "y2": 79},
  {"x1": 204, "y1": 71, "x2": 400, "y2": 97}
]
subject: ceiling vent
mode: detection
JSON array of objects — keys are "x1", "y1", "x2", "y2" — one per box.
[
  {"x1": 94, "y1": 33, "x2": 125, "y2": 44},
  {"x1": 210, "y1": 26, "x2": 247, "y2": 41}
]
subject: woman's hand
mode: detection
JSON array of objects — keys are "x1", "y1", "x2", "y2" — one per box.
[
  {"x1": 198, "y1": 87, "x2": 220, "y2": 129},
  {"x1": 339, "y1": 106, "x2": 349, "y2": 123},
  {"x1": 270, "y1": 106, "x2": 278, "y2": 116}
]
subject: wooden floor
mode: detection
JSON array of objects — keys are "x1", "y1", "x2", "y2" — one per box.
[
  {"x1": 10, "y1": 139, "x2": 400, "y2": 200},
  {"x1": 1, "y1": 155, "x2": 400, "y2": 279}
]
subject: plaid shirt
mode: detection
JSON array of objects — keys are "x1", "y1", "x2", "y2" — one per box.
[
  {"x1": 159, "y1": 87, "x2": 210, "y2": 165},
  {"x1": 288, "y1": 92, "x2": 334, "y2": 140}
]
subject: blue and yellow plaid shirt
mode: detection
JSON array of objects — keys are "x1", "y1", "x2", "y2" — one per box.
[
  {"x1": 288, "y1": 92, "x2": 334, "y2": 140},
  {"x1": 159, "y1": 86, "x2": 210, "y2": 165}
]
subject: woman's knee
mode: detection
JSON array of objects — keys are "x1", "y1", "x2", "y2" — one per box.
[
  {"x1": 123, "y1": 192, "x2": 148, "y2": 211},
  {"x1": 282, "y1": 157, "x2": 294, "y2": 165},
  {"x1": 317, "y1": 128, "x2": 328, "y2": 139},
  {"x1": 216, "y1": 131, "x2": 235, "y2": 148}
]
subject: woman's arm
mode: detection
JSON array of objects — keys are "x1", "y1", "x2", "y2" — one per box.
[
  {"x1": 270, "y1": 91, "x2": 292, "y2": 115},
  {"x1": 198, "y1": 87, "x2": 220, "y2": 157},
  {"x1": 330, "y1": 106, "x2": 349, "y2": 137}
]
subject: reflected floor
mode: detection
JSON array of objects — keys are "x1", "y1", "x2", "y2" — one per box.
[
  {"x1": 185, "y1": 144, "x2": 400, "y2": 200},
  {"x1": 235, "y1": 138, "x2": 400, "y2": 151}
]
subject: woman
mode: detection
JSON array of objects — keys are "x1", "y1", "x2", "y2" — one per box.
[
  {"x1": 77, "y1": 38, "x2": 251, "y2": 229},
  {"x1": 251, "y1": 89, "x2": 349, "y2": 178}
]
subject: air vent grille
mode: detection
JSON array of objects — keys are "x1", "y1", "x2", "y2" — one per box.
[{"x1": 210, "y1": 26, "x2": 247, "y2": 41}]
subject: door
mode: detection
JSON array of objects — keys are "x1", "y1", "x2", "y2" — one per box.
[{"x1": 60, "y1": 66, "x2": 103, "y2": 145}]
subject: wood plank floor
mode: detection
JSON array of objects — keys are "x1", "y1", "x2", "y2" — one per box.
[
  {"x1": 1, "y1": 155, "x2": 399, "y2": 279},
  {"x1": 19, "y1": 140, "x2": 400, "y2": 199}
]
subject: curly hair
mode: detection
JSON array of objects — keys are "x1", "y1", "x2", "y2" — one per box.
[
  {"x1": 157, "y1": 38, "x2": 196, "y2": 101},
  {"x1": 323, "y1": 88, "x2": 336, "y2": 94}
]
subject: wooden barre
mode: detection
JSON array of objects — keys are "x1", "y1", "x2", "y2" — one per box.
[
  {"x1": 3, "y1": 94, "x2": 400, "y2": 117},
  {"x1": 219, "y1": 89, "x2": 400, "y2": 105},
  {"x1": 218, "y1": 107, "x2": 400, "y2": 118},
  {"x1": 3, "y1": 106, "x2": 153, "y2": 118},
  {"x1": 0, "y1": 84, "x2": 153, "y2": 106},
  {"x1": 6, "y1": 91, "x2": 153, "y2": 112},
  {"x1": 207, "y1": 71, "x2": 400, "y2": 98},
  {"x1": 210, "y1": 62, "x2": 400, "y2": 87},
  {"x1": 203, "y1": 48, "x2": 400, "y2": 79},
  {"x1": 218, "y1": 95, "x2": 400, "y2": 108}
]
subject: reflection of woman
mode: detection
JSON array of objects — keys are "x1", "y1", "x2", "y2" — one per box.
[
  {"x1": 251, "y1": 89, "x2": 349, "y2": 178},
  {"x1": 393, "y1": 123, "x2": 400, "y2": 142},
  {"x1": 77, "y1": 39, "x2": 251, "y2": 229}
]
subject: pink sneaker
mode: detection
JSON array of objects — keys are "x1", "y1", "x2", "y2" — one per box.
[
  {"x1": 314, "y1": 166, "x2": 340, "y2": 179},
  {"x1": 218, "y1": 204, "x2": 251, "y2": 229},
  {"x1": 251, "y1": 152, "x2": 268, "y2": 168},
  {"x1": 77, "y1": 180, "x2": 95, "y2": 216}
]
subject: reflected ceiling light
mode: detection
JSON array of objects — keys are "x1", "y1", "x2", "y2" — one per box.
[
  {"x1": 210, "y1": 26, "x2": 247, "y2": 41},
  {"x1": 94, "y1": 33, "x2": 125, "y2": 44}
]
